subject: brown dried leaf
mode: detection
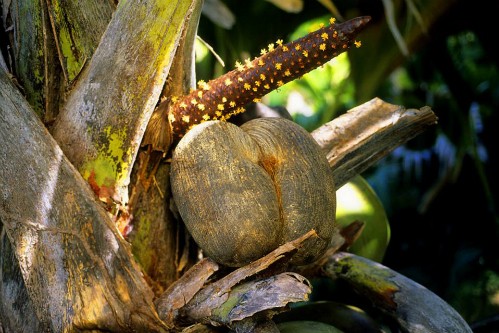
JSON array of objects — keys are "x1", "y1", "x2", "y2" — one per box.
[
  {"x1": 211, "y1": 272, "x2": 311, "y2": 325},
  {"x1": 173, "y1": 230, "x2": 316, "y2": 324},
  {"x1": 155, "y1": 258, "x2": 219, "y2": 325}
]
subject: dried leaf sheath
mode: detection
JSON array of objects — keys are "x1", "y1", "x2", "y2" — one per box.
[{"x1": 166, "y1": 16, "x2": 371, "y2": 144}]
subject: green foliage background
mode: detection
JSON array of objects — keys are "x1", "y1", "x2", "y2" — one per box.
[{"x1": 195, "y1": 0, "x2": 499, "y2": 330}]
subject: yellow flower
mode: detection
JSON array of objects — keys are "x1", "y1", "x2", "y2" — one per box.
[
  {"x1": 354, "y1": 40, "x2": 362, "y2": 48},
  {"x1": 245, "y1": 58, "x2": 254, "y2": 68},
  {"x1": 235, "y1": 61, "x2": 244, "y2": 71},
  {"x1": 197, "y1": 80, "x2": 210, "y2": 90}
]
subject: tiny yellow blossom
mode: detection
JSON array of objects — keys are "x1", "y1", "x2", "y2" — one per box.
[
  {"x1": 260, "y1": 74, "x2": 266, "y2": 81},
  {"x1": 182, "y1": 115, "x2": 190, "y2": 123},
  {"x1": 268, "y1": 43, "x2": 275, "y2": 52},
  {"x1": 277, "y1": 80, "x2": 284, "y2": 87},
  {"x1": 171, "y1": 96, "x2": 179, "y2": 103},
  {"x1": 329, "y1": 17, "x2": 336, "y2": 25},
  {"x1": 197, "y1": 103, "x2": 205, "y2": 111},
  {"x1": 321, "y1": 32, "x2": 328, "y2": 41},
  {"x1": 258, "y1": 59, "x2": 265, "y2": 66},
  {"x1": 235, "y1": 61, "x2": 244, "y2": 71},
  {"x1": 215, "y1": 110, "x2": 222, "y2": 117},
  {"x1": 275, "y1": 63, "x2": 282, "y2": 70},
  {"x1": 225, "y1": 78, "x2": 232, "y2": 86},
  {"x1": 303, "y1": 50, "x2": 308, "y2": 57},
  {"x1": 198, "y1": 91, "x2": 203, "y2": 98},
  {"x1": 217, "y1": 104, "x2": 224, "y2": 111},
  {"x1": 264, "y1": 84, "x2": 270, "y2": 89},
  {"x1": 222, "y1": 97, "x2": 227, "y2": 102},
  {"x1": 255, "y1": 80, "x2": 261, "y2": 87},
  {"x1": 245, "y1": 58, "x2": 254, "y2": 68},
  {"x1": 276, "y1": 39, "x2": 283, "y2": 46},
  {"x1": 320, "y1": 43, "x2": 326, "y2": 51},
  {"x1": 168, "y1": 113, "x2": 176, "y2": 122},
  {"x1": 260, "y1": 48, "x2": 267, "y2": 55},
  {"x1": 202, "y1": 114, "x2": 210, "y2": 121},
  {"x1": 284, "y1": 69, "x2": 291, "y2": 77},
  {"x1": 244, "y1": 83, "x2": 251, "y2": 90},
  {"x1": 198, "y1": 80, "x2": 210, "y2": 91},
  {"x1": 238, "y1": 77, "x2": 244, "y2": 82},
  {"x1": 179, "y1": 102, "x2": 187, "y2": 109},
  {"x1": 282, "y1": 45, "x2": 289, "y2": 52},
  {"x1": 354, "y1": 40, "x2": 362, "y2": 48},
  {"x1": 229, "y1": 101, "x2": 236, "y2": 107},
  {"x1": 191, "y1": 98, "x2": 197, "y2": 105},
  {"x1": 253, "y1": 98, "x2": 261, "y2": 103}
]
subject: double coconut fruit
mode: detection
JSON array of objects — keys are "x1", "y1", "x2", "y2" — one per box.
[{"x1": 171, "y1": 118, "x2": 336, "y2": 267}]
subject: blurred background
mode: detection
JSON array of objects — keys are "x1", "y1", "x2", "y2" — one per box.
[{"x1": 195, "y1": 0, "x2": 499, "y2": 330}]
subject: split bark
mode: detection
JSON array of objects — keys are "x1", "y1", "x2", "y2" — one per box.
[
  {"x1": 0, "y1": 68, "x2": 167, "y2": 332},
  {"x1": 51, "y1": 0, "x2": 198, "y2": 205}
]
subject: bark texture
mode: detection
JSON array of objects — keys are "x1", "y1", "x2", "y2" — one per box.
[
  {"x1": 0, "y1": 69, "x2": 167, "y2": 332},
  {"x1": 3, "y1": 0, "x2": 115, "y2": 122},
  {"x1": 51, "y1": 0, "x2": 197, "y2": 204}
]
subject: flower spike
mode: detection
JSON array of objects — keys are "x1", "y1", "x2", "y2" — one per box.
[{"x1": 157, "y1": 16, "x2": 371, "y2": 149}]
